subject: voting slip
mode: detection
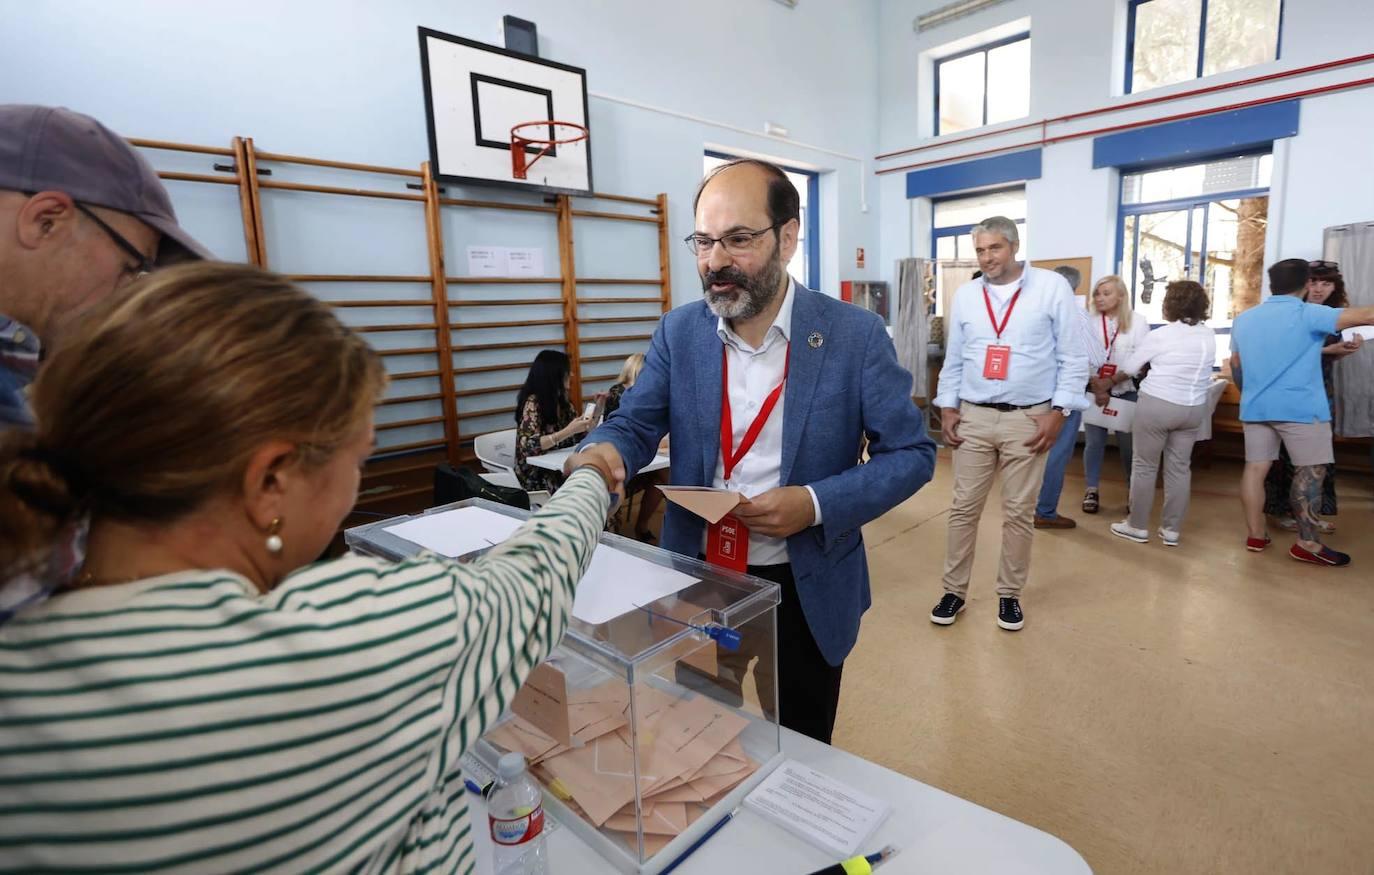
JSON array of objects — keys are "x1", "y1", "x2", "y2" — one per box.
[
  {"x1": 743, "y1": 760, "x2": 890, "y2": 858},
  {"x1": 656, "y1": 485, "x2": 743, "y2": 525}
]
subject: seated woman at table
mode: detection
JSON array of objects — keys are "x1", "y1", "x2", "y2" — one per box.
[
  {"x1": 514, "y1": 349, "x2": 592, "y2": 494},
  {"x1": 606, "y1": 352, "x2": 667, "y2": 542},
  {"x1": 0, "y1": 263, "x2": 622, "y2": 872}
]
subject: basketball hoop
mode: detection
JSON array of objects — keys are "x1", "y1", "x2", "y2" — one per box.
[{"x1": 510, "y1": 120, "x2": 588, "y2": 180}]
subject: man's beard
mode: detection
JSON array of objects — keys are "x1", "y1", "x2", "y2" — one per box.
[{"x1": 701, "y1": 250, "x2": 786, "y2": 321}]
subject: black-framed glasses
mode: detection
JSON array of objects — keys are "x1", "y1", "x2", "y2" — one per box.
[
  {"x1": 684, "y1": 222, "x2": 784, "y2": 257},
  {"x1": 1309, "y1": 259, "x2": 1340, "y2": 272},
  {"x1": 74, "y1": 202, "x2": 154, "y2": 278}
]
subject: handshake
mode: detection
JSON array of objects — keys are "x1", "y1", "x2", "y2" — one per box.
[{"x1": 563, "y1": 443, "x2": 629, "y2": 513}]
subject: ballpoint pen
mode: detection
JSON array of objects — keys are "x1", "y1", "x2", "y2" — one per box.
[{"x1": 658, "y1": 806, "x2": 738, "y2": 875}]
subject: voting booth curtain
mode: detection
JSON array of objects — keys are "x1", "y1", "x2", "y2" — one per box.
[{"x1": 1324, "y1": 222, "x2": 1374, "y2": 437}]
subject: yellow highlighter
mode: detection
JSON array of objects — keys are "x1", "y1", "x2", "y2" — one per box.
[{"x1": 804, "y1": 844, "x2": 900, "y2": 875}]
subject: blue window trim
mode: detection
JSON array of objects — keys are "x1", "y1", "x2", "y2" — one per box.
[
  {"x1": 1113, "y1": 147, "x2": 1273, "y2": 283},
  {"x1": 930, "y1": 185, "x2": 1026, "y2": 260},
  {"x1": 704, "y1": 150, "x2": 820, "y2": 288},
  {"x1": 1126, "y1": 0, "x2": 1285, "y2": 94},
  {"x1": 934, "y1": 32, "x2": 1030, "y2": 137},
  {"x1": 1113, "y1": 162, "x2": 1270, "y2": 365}
]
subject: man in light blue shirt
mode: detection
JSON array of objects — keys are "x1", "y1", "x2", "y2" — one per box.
[
  {"x1": 930, "y1": 216, "x2": 1088, "y2": 632},
  {"x1": 1231, "y1": 258, "x2": 1374, "y2": 567}
]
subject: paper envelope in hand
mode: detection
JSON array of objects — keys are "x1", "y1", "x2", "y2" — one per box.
[{"x1": 656, "y1": 485, "x2": 743, "y2": 525}]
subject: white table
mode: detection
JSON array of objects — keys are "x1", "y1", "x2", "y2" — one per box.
[
  {"x1": 527, "y1": 448, "x2": 670, "y2": 475},
  {"x1": 471, "y1": 727, "x2": 1091, "y2": 874}
]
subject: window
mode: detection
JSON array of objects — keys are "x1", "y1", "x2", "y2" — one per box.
[
  {"x1": 703, "y1": 153, "x2": 819, "y2": 288},
  {"x1": 931, "y1": 187, "x2": 1027, "y2": 262},
  {"x1": 1117, "y1": 153, "x2": 1271, "y2": 367},
  {"x1": 935, "y1": 34, "x2": 1031, "y2": 136},
  {"x1": 1127, "y1": 0, "x2": 1283, "y2": 93}
]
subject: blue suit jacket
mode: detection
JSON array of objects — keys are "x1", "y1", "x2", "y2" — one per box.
[{"x1": 584, "y1": 284, "x2": 936, "y2": 666}]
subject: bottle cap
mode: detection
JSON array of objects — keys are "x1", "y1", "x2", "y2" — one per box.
[{"x1": 497, "y1": 752, "x2": 526, "y2": 781}]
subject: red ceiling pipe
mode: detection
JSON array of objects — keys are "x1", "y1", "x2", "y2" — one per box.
[
  {"x1": 876, "y1": 73, "x2": 1374, "y2": 176},
  {"x1": 876, "y1": 51, "x2": 1374, "y2": 163}
]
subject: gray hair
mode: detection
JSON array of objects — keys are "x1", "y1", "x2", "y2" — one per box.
[
  {"x1": 971, "y1": 215, "x2": 1020, "y2": 247},
  {"x1": 1053, "y1": 265, "x2": 1081, "y2": 290}
]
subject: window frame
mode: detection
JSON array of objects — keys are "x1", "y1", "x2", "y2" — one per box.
[
  {"x1": 930, "y1": 184, "x2": 1027, "y2": 261},
  {"x1": 1124, "y1": 0, "x2": 1286, "y2": 94},
  {"x1": 703, "y1": 151, "x2": 820, "y2": 289},
  {"x1": 1113, "y1": 150, "x2": 1273, "y2": 367},
  {"x1": 933, "y1": 32, "x2": 1031, "y2": 137}
]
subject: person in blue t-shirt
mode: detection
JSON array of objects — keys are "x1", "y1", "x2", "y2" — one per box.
[{"x1": 1230, "y1": 259, "x2": 1374, "y2": 567}]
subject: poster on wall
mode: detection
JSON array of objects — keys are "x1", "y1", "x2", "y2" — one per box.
[{"x1": 1030, "y1": 257, "x2": 1093, "y2": 296}]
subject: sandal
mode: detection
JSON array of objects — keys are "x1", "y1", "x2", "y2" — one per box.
[{"x1": 1082, "y1": 490, "x2": 1099, "y2": 514}]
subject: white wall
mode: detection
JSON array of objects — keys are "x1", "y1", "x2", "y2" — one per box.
[
  {"x1": 1, "y1": 0, "x2": 887, "y2": 448},
  {"x1": 876, "y1": 0, "x2": 1374, "y2": 284},
  {"x1": 0, "y1": 0, "x2": 882, "y2": 301}
]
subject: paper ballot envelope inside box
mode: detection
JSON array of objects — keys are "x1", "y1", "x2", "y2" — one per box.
[
  {"x1": 656, "y1": 485, "x2": 744, "y2": 525},
  {"x1": 343, "y1": 498, "x2": 786, "y2": 871}
]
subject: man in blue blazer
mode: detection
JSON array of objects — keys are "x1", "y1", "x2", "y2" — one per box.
[{"x1": 566, "y1": 159, "x2": 935, "y2": 743}]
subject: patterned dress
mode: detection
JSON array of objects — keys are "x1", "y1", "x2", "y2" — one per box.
[
  {"x1": 603, "y1": 382, "x2": 627, "y2": 419},
  {"x1": 514, "y1": 394, "x2": 578, "y2": 493}
]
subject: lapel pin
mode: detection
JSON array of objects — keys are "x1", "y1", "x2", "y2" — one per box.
[{"x1": 807, "y1": 331, "x2": 824, "y2": 349}]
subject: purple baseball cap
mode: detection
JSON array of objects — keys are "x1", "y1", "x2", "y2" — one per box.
[{"x1": 0, "y1": 104, "x2": 211, "y2": 264}]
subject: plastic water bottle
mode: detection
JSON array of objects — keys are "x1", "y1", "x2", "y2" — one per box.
[{"x1": 488, "y1": 753, "x2": 549, "y2": 875}]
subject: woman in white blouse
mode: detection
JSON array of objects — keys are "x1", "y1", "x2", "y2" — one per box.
[
  {"x1": 1080, "y1": 275, "x2": 1151, "y2": 515},
  {"x1": 1109, "y1": 280, "x2": 1217, "y2": 547}
]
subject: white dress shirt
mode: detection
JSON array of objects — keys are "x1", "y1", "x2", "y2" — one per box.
[
  {"x1": 1094, "y1": 308, "x2": 1151, "y2": 396},
  {"x1": 709, "y1": 279, "x2": 822, "y2": 567},
  {"x1": 1072, "y1": 297, "x2": 1111, "y2": 374},
  {"x1": 1121, "y1": 320, "x2": 1217, "y2": 406},
  {"x1": 934, "y1": 265, "x2": 1090, "y2": 411}
]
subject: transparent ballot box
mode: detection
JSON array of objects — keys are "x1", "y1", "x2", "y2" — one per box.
[{"x1": 346, "y1": 498, "x2": 784, "y2": 873}]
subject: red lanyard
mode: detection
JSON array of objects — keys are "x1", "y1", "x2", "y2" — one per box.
[
  {"x1": 1101, "y1": 313, "x2": 1118, "y2": 351},
  {"x1": 720, "y1": 344, "x2": 789, "y2": 483},
  {"x1": 982, "y1": 284, "x2": 1022, "y2": 339}
]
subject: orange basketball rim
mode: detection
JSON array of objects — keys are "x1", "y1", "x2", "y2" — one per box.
[{"x1": 510, "y1": 120, "x2": 589, "y2": 180}]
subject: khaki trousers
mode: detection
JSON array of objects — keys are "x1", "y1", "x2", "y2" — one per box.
[
  {"x1": 941, "y1": 402, "x2": 1051, "y2": 598},
  {"x1": 1127, "y1": 393, "x2": 1206, "y2": 533}
]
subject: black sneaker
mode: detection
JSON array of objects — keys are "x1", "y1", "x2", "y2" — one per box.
[
  {"x1": 997, "y1": 597, "x2": 1024, "y2": 631},
  {"x1": 930, "y1": 593, "x2": 965, "y2": 625}
]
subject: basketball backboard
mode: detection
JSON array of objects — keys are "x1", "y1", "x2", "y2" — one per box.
[{"x1": 418, "y1": 27, "x2": 592, "y2": 196}]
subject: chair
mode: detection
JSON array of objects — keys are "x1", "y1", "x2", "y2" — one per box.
[{"x1": 474, "y1": 428, "x2": 517, "y2": 474}]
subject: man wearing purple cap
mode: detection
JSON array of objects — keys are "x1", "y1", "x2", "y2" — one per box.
[
  {"x1": 0, "y1": 105, "x2": 209, "y2": 621},
  {"x1": 0, "y1": 104, "x2": 209, "y2": 429}
]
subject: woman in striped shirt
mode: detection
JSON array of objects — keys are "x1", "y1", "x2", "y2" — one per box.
[{"x1": 0, "y1": 263, "x2": 621, "y2": 874}]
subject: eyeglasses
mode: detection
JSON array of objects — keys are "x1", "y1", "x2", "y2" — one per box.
[
  {"x1": 1309, "y1": 259, "x2": 1339, "y2": 273},
  {"x1": 684, "y1": 222, "x2": 784, "y2": 257},
  {"x1": 74, "y1": 202, "x2": 155, "y2": 278}
]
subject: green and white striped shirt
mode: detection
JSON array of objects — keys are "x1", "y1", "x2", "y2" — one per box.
[{"x1": 0, "y1": 468, "x2": 609, "y2": 874}]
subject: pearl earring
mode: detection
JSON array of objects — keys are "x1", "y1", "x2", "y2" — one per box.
[{"x1": 265, "y1": 518, "x2": 284, "y2": 555}]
